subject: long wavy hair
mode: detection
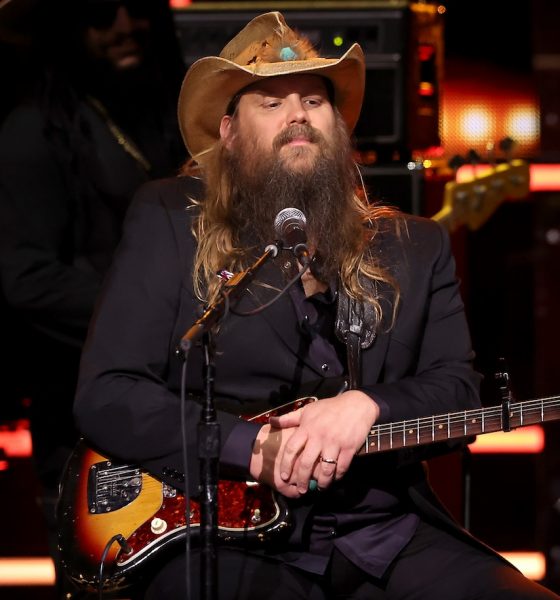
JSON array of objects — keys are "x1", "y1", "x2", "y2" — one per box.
[{"x1": 184, "y1": 111, "x2": 402, "y2": 327}]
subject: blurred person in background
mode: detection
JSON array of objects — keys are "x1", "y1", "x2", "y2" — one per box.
[{"x1": 0, "y1": 0, "x2": 186, "y2": 595}]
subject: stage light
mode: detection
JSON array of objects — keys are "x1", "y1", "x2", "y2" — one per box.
[
  {"x1": 506, "y1": 106, "x2": 540, "y2": 146},
  {"x1": 333, "y1": 35, "x2": 344, "y2": 48},
  {"x1": 0, "y1": 558, "x2": 55, "y2": 586},
  {"x1": 0, "y1": 421, "x2": 32, "y2": 458},
  {"x1": 460, "y1": 107, "x2": 494, "y2": 145},
  {"x1": 469, "y1": 426, "x2": 545, "y2": 454},
  {"x1": 500, "y1": 552, "x2": 546, "y2": 581}
]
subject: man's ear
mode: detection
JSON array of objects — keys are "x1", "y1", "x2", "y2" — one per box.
[{"x1": 220, "y1": 115, "x2": 234, "y2": 150}]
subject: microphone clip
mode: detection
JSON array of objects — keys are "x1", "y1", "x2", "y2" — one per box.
[{"x1": 285, "y1": 240, "x2": 311, "y2": 267}]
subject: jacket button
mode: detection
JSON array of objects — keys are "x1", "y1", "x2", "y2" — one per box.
[{"x1": 321, "y1": 363, "x2": 329, "y2": 372}]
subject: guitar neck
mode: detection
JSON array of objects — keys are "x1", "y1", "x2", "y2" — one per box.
[
  {"x1": 359, "y1": 395, "x2": 560, "y2": 455},
  {"x1": 430, "y1": 205, "x2": 452, "y2": 228}
]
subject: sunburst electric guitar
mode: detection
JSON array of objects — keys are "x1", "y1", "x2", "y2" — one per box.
[{"x1": 58, "y1": 390, "x2": 560, "y2": 592}]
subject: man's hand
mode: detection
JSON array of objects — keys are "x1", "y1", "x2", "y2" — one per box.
[
  {"x1": 249, "y1": 423, "x2": 303, "y2": 498},
  {"x1": 268, "y1": 390, "x2": 380, "y2": 493}
]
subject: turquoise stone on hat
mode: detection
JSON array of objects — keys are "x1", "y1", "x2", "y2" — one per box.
[{"x1": 279, "y1": 46, "x2": 298, "y2": 61}]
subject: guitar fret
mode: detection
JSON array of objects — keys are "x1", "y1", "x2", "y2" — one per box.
[
  {"x1": 432, "y1": 415, "x2": 435, "y2": 442},
  {"x1": 263, "y1": 399, "x2": 560, "y2": 458}
]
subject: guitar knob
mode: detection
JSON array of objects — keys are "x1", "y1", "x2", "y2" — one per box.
[
  {"x1": 251, "y1": 509, "x2": 262, "y2": 524},
  {"x1": 150, "y1": 517, "x2": 168, "y2": 535}
]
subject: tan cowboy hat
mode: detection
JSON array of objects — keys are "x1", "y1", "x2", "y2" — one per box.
[{"x1": 178, "y1": 11, "x2": 365, "y2": 163}]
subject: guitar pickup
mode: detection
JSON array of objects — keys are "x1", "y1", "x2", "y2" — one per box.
[{"x1": 87, "y1": 460, "x2": 142, "y2": 513}]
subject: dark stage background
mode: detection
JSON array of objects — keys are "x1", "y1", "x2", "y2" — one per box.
[{"x1": 1, "y1": 0, "x2": 559, "y2": 597}]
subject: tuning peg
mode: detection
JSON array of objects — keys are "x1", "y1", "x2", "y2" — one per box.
[
  {"x1": 498, "y1": 137, "x2": 517, "y2": 162},
  {"x1": 448, "y1": 154, "x2": 466, "y2": 172},
  {"x1": 486, "y1": 141, "x2": 496, "y2": 166},
  {"x1": 498, "y1": 137, "x2": 516, "y2": 153},
  {"x1": 466, "y1": 149, "x2": 482, "y2": 165}
]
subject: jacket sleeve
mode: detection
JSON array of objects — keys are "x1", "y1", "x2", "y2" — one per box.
[
  {"x1": 73, "y1": 178, "x2": 259, "y2": 493},
  {"x1": 359, "y1": 217, "x2": 481, "y2": 459}
]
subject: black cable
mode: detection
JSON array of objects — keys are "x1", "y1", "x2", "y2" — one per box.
[
  {"x1": 229, "y1": 261, "x2": 310, "y2": 317},
  {"x1": 97, "y1": 533, "x2": 131, "y2": 600},
  {"x1": 180, "y1": 356, "x2": 193, "y2": 600}
]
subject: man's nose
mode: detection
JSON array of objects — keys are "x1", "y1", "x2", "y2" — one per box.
[
  {"x1": 112, "y1": 5, "x2": 136, "y2": 33},
  {"x1": 286, "y1": 96, "x2": 309, "y2": 125}
]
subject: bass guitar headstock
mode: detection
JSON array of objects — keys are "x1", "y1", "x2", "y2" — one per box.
[{"x1": 432, "y1": 141, "x2": 530, "y2": 232}]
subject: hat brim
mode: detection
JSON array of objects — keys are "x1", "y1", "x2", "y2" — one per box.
[{"x1": 178, "y1": 42, "x2": 365, "y2": 162}]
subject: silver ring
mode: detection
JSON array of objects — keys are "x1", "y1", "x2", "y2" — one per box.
[{"x1": 320, "y1": 457, "x2": 337, "y2": 465}]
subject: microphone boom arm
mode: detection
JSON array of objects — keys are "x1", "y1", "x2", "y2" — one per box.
[{"x1": 180, "y1": 243, "x2": 279, "y2": 352}]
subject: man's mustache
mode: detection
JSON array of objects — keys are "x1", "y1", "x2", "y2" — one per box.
[{"x1": 273, "y1": 124, "x2": 324, "y2": 151}]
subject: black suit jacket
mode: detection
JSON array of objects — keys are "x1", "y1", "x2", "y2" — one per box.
[{"x1": 74, "y1": 175, "x2": 493, "y2": 553}]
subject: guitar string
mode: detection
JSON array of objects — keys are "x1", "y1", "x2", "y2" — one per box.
[
  {"x1": 372, "y1": 396, "x2": 560, "y2": 431},
  {"x1": 369, "y1": 397, "x2": 560, "y2": 438},
  {"x1": 369, "y1": 412, "x2": 560, "y2": 444},
  {"x1": 370, "y1": 403, "x2": 560, "y2": 438}
]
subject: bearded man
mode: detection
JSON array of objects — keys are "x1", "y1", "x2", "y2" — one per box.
[{"x1": 71, "y1": 11, "x2": 560, "y2": 600}]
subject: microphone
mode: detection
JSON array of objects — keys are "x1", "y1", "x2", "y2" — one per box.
[{"x1": 274, "y1": 207, "x2": 311, "y2": 266}]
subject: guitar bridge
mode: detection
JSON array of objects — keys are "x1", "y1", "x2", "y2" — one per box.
[{"x1": 87, "y1": 460, "x2": 142, "y2": 513}]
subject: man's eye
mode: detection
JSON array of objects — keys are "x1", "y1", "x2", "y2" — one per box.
[
  {"x1": 264, "y1": 100, "x2": 281, "y2": 109},
  {"x1": 305, "y1": 97, "x2": 322, "y2": 106}
]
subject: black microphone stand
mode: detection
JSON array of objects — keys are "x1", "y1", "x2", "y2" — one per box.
[{"x1": 180, "y1": 243, "x2": 279, "y2": 600}]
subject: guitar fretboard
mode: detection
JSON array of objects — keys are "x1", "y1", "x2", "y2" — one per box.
[{"x1": 359, "y1": 395, "x2": 560, "y2": 454}]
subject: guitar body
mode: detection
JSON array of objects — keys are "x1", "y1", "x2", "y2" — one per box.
[
  {"x1": 58, "y1": 440, "x2": 290, "y2": 590},
  {"x1": 57, "y1": 393, "x2": 329, "y2": 591}
]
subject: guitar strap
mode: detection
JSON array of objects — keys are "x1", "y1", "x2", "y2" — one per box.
[{"x1": 334, "y1": 280, "x2": 378, "y2": 389}]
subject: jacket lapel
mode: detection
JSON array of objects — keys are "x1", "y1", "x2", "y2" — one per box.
[{"x1": 231, "y1": 260, "x2": 325, "y2": 376}]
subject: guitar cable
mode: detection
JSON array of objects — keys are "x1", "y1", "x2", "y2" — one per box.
[
  {"x1": 97, "y1": 533, "x2": 132, "y2": 600},
  {"x1": 180, "y1": 355, "x2": 194, "y2": 600},
  {"x1": 229, "y1": 257, "x2": 310, "y2": 317}
]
